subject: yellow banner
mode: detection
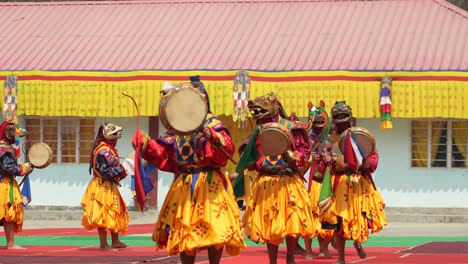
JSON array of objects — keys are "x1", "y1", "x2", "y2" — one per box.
[{"x1": 0, "y1": 70, "x2": 466, "y2": 118}]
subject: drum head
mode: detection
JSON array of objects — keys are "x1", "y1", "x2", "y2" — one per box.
[
  {"x1": 260, "y1": 125, "x2": 292, "y2": 156},
  {"x1": 338, "y1": 127, "x2": 375, "y2": 158},
  {"x1": 163, "y1": 88, "x2": 207, "y2": 135},
  {"x1": 28, "y1": 143, "x2": 53, "y2": 168}
]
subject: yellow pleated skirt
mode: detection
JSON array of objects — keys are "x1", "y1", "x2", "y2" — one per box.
[
  {"x1": 321, "y1": 173, "x2": 387, "y2": 243},
  {"x1": 81, "y1": 177, "x2": 130, "y2": 233},
  {"x1": 309, "y1": 179, "x2": 334, "y2": 238},
  {"x1": 0, "y1": 176, "x2": 23, "y2": 232},
  {"x1": 152, "y1": 171, "x2": 246, "y2": 256},
  {"x1": 243, "y1": 174, "x2": 317, "y2": 245}
]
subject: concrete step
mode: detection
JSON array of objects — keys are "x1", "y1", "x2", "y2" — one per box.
[
  {"x1": 24, "y1": 205, "x2": 158, "y2": 221},
  {"x1": 384, "y1": 207, "x2": 468, "y2": 223}
]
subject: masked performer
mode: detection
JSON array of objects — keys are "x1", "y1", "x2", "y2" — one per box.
[
  {"x1": 132, "y1": 76, "x2": 245, "y2": 264},
  {"x1": 323, "y1": 101, "x2": 387, "y2": 264},
  {"x1": 235, "y1": 93, "x2": 316, "y2": 264},
  {"x1": 301, "y1": 101, "x2": 335, "y2": 259},
  {"x1": 0, "y1": 120, "x2": 33, "y2": 249},
  {"x1": 81, "y1": 122, "x2": 129, "y2": 250}
]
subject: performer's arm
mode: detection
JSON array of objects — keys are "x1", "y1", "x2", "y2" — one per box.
[
  {"x1": 198, "y1": 127, "x2": 235, "y2": 167},
  {"x1": 133, "y1": 130, "x2": 178, "y2": 172},
  {"x1": 95, "y1": 149, "x2": 127, "y2": 180},
  {"x1": 362, "y1": 148, "x2": 379, "y2": 172},
  {"x1": 0, "y1": 151, "x2": 32, "y2": 176},
  {"x1": 290, "y1": 128, "x2": 311, "y2": 168}
]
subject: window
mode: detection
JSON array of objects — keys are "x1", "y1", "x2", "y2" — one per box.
[
  {"x1": 24, "y1": 117, "x2": 96, "y2": 164},
  {"x1": 411, "y1": 120, "x2": 467, "y2": 168}
]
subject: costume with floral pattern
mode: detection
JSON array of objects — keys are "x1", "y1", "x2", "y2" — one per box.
[{"x1": 134, "y1": 90, "x2": 245, "y2": 257}]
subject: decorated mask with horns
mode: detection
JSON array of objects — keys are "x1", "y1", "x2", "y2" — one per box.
[{"x1": 247, "y1": 93, "x2": 288, "y2": 121}]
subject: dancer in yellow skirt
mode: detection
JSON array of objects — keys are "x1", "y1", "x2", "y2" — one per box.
[
  {"x1": 303, "y1": 101, "x2": 334, "y2": 259},
  {"x1": 234, "y1": 93, "x2": 316, "y2": 264},
  {"x1": 81, "y1": 122, "x2": 129, "y2": 250},
  {"x1": 323, "y1": 101, "x2": 387, "y2": 264},
  {"x1": 132, "y1": 76, "x2": 245, "y2": 264},
  {"x1": 0, "y1": 120, "x2": 33, "y2": 249}
]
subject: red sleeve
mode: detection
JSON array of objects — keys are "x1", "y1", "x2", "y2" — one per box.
[
  {"x1": 366, "y1": 147, "x2": 379, "y2": 172},
  {"x1": 291, "y1": 129, "x2": 311, "y2": 167},
  {"x1": 142, "y1": 137, "x2": 178, "y2": 173},
  {"x1": 197, "y1": 128, "x2": 235, "y2": 167}
]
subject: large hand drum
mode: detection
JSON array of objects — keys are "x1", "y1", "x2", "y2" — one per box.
[
  {"x1": 28, "y1": 142, "x2": 53, "y2": 168},
  {"x1": 159, "y1": 84, "x2": 208, "y2": 135},
  {"x1": 259, "y1": 123, "x2": 293, "y2": 156},
  {"x1": 338, "y1": 127, "x2": 376, "y2": 158}
]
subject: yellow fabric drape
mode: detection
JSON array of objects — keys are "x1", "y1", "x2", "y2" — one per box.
[
  {"x1": 0, "y1": 70, "x2": 466, "y2": 118},
  {"x1": 431, "y1": 121, "x2": 446, "y2": 167},
  {"x1": 452, "y1": 121, "x2": 467, "y2": 165},
  {"x1": 411, "y1": 120, "x2": 428, "y2": 167}
]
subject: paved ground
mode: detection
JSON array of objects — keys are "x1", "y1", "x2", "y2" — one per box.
[{"x1": 23, "y1": 212, "x2": 468, "y2": 237}]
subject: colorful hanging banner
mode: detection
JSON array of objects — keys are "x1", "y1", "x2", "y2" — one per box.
[
  {"x1": 233, "y1": 71, "x2": 250, "y2": 128},
  {"x1": 380, "y1": 76, "x2": 392, "y2": 130}
]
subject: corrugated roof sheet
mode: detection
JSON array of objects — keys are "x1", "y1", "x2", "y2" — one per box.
[{"x1": 0, "y1": 0, "x2": 466, "y2": 71}]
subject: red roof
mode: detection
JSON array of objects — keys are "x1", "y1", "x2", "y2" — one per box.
[{"x1": 0, "y1": 0, "x2": 466, "y2": 71}]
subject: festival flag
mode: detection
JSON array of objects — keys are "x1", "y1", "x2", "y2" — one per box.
[
  {"x1": 318, "y1": 166, "x2": 332, "y2": 213},
  {"x1": 233, "y1": 128, "x2": 259, "y2": 198},
  {"x1": 380, "y1": 76, "x2": 393, "y2": 130},
  {"x1": 343, "y1": 131, "x2": 365, "y2": 172},
  {"x1": 21, "y1": 176, "x2": 32, "y2": 206}
]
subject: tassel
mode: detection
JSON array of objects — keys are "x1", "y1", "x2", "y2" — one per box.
[{"x1": 380, "y1": 76, "x2": 393, "y2": 130}]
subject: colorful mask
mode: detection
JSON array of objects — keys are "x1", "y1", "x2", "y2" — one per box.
[
  {"x1": 102, "y1": 123, "x2": 123, "y2": 140},
  {"x1": 331, "y1": 101, "x2": 353, "y2": 125},
  {"x1": 247, "y1": 93, "x2": 281, "y2": 120}
]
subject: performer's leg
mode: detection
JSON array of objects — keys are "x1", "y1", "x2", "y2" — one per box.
[
  {"x1": 98, "y1": 228, "x2": 112, "y2": 250},
  {"x1": 4, "y1": 222, "x2": 24, "y2": 249},
  {"x1": 318, "y1": 236, "x2": 333, "y2": 258},
  {"x1": 304, "y1": 236, "x2": 314, "y2": 259},
  {"x1": 267, "y1": 243, "x2": 279, "y2": 264},
  {"x1": 207, "y1": 246, "x2": 223, "y2": 264},
  {"x1": 333, "y1": 233, "x2": 346, "y2": 264},
  {"x1": 111, "y1": 231, "x2": 128, "y2": 248},
  {"x1": 285, "y1": 236, "x2": 298, "y2": 264},
  {"x1": 180, "y1": 251, "x2": 196, "y2": 264},
  {"x1": 295, "y1": 237, "x2": 306, "y2": 254},
  {"x1": 353, "y1": 241, "x2": 367, "y2": 259}
]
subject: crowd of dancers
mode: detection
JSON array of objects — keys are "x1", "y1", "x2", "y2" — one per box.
[{"x1": 0, "y1": 76, "x2": 387, "y2": 264}]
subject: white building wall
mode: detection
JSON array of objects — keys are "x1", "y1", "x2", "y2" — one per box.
[{"x1": 25, "y1": 117, "x2": 468, "y2": 209}]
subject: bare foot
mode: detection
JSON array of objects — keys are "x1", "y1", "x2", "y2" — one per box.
[
  {"x1": 286, "y1": 254, "x2": 297, "y2": 264},
  {"x1": 353, "y1": 241, "x2": 367, "y2": 259},
  {"x1": 304, "y1": 252, "x2": 314, "y2": 259},
  {"x1": 334, "y1": 260, "x2": 345, "y2": 264},
  {"x1": 294, "y1": 244, "x2": 305, "y2": 254},
  {"x1": 7, "y1": 244, "x2": 26, "y2": 250},
  {"x1": 112, "y1": 241, "x2": 128, "y2": 248},
  {"x1": 99, "y1": 244, "x2": 115, "y2": 251},
  {"x1": 319, "y1": 249, "x2": 333, "y2": 258}
]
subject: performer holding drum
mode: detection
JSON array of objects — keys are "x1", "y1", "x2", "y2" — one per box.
[
  {"x1": 132, "y1": 76, "x2": 245, "y2": 264},
  {"x1": 0, "y1": 120, "x2": 33, "y2": 249},
  {"x1": 234, "y1": 93, "x2": 316, "y2": 264},
  {"x1": 322, "y1": 101, "x2": 387, "y2": 264},
  {"x1": 81, "y1": 122, "x2": 129, "y2": 250},
  {"x1": 302, "y1": 100, "x2": 334, "y2": 259}
]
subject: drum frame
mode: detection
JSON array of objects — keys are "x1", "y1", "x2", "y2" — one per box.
[
  {"x1": 28, "y1": 142, "x2": 53, "y2": 169},
  {"x1": 159, "y1": 86, "x2": 208, "y2": 135}
]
